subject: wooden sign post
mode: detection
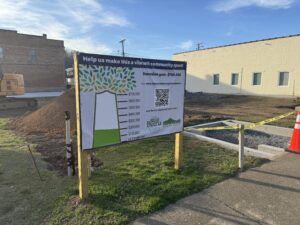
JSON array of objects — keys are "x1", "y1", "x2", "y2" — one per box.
[
  {"x1": 175, "y1": 132, "x2": 183, "y2": 170},
  {"x1": 74, "y1": 53, "x2": 89, "y2": 199}
]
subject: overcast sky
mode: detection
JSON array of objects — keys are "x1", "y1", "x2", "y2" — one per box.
[{"x1": 0, "y1": 0, "x2": 299, "y2": 59}]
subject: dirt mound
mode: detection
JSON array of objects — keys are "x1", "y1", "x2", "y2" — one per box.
[{"x1": 12, "y1": 89, "x2": 76, "y2": 135}]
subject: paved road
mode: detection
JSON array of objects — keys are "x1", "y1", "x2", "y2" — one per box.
[{"x1": 131, "y1": 153, "x2": 300, "y2": 225}]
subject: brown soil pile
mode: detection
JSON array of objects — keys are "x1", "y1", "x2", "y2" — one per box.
[{"x1": 12, "y1": 89, "x2": 76, "y2": 135}]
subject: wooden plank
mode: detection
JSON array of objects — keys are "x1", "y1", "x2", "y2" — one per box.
[
  {"x1": 175, "y1": 132, "x2": 183, "y2": 170},
  {"x1": 87, "y1": 153, "x2": 92, "y2": 178},
  {"x1": 74, "y1": 52, "x2": 89, "y2": 199}
]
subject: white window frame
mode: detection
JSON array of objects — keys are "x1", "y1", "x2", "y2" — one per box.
[
  {"x1": 252, "y1": 72, "x2": 262, "y2": 86},
  {"x1": 278, "y1": 71, "x2": 289, "y2": 87},
  {"x1": 213, "y1": 74, "x2": 220, "y2": 85},
  {"x1": 231, "y1": 73, "x2": 239, "y2": 86}
]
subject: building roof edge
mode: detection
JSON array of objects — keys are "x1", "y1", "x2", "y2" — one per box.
[{"x1": 173, "y1": 34, "x2": 300, "y2": 55}]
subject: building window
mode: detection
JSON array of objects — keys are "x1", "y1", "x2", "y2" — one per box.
[
  {"x1": 29, "y1": 49, "x2": 37, "y2": 63},
  {"x1": 252, "y1": 72, "x2": 262, "y2": 85},
  {"x1": 231, "y1": 73, "x2": 239, "y2": 85},
  {"x1": 213, "y1": 74, "x2": 219, "y2": 85},
  {"x1": 0, "y1": 47, "x2": 3, "y2": 59},
  {"x1": 278, "y1": 72, "x2": 289, "y2": 86}
]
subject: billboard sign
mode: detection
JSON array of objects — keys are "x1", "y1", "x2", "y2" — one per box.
[{"x1": 75, "y1": 53, "x2": 186, "y2": 150}]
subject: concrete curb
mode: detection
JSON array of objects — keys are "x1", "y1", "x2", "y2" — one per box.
[
  {"x1": 183, "y1": 131, "x2": 277, "y2": 159},
  {"x1": 184, "y1": 120, "x2": 290, "y2": 160}
]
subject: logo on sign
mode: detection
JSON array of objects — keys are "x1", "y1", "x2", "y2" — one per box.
[
  {"x1": 147, "y1": 117, "x2": 162, "y2": 127},
  {"x1": 163, "y1": 118, "x2": 181, "y2": 126}
]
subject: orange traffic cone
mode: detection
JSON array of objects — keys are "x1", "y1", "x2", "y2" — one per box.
[{"x1": 288, "y1": 111, "x2": 300, "y2": 153}]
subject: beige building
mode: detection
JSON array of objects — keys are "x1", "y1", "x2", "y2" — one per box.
[
  {"x1": 173, "y1": 34, "x2": 300, "y2": 97},
  {"x1": 0, "y1": 29, "x2": 65, "y2": 92}
]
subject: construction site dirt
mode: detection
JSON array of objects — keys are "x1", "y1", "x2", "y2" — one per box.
[{"x1": 8, "y1": 89, "x2": 298, "y2": 174}]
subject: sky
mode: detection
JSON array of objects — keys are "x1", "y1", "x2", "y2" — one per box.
[{"x1": 0, "y1": 0, "x2": 300, "y2": 59}]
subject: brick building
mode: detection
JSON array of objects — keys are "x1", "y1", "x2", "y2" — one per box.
[{"x1": 0, "y1": 29, "x2": 65, "y2": 92}]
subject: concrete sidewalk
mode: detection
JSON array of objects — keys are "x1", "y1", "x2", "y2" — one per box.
[{"x1": 131, "y1": 153, "x2": 300, "y2": 225}]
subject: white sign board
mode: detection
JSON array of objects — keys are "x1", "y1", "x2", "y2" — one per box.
[{"x1": 76, "y1": 53, "x2": 186, "y2": 150}]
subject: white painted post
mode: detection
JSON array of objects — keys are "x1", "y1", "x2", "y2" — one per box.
[
  {"x1": 238, "y1": 124, "x2": 245, "y2": 169},
  {"x1": 65, "y1": 111, "x2": 73, "y2": 176}
]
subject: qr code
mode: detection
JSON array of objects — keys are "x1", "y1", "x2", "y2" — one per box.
[{"x1": 155, "y1": 89, "x2": 169, "y2": 107}]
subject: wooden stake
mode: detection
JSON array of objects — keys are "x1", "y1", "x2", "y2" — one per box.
[
  {"x1": 74, "y1": 52, "x2": 89, "y2": 199},
  {"x1": 27, "y1": 145, "x2": 43, "y2": 181},
  {"x1": 238, "y1": 124, "x2": 245, "y2": 169},
  {"x1": 175, "y1": 132, "x2": 183, "y2": 170}
]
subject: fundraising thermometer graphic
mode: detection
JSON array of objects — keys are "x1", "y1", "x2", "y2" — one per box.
[{"x1": 93, "y1": 91, "x2": 121, "y2": 147}]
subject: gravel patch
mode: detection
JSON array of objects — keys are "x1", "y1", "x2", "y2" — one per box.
[{"x1": 204, "y1": 128, "x2": 290, "y2": 149}]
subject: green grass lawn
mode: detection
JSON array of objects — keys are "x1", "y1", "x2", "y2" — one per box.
[
  {"x1": 0, "y1": 115, "x2": 266, "y2": 225},
  {"x1": 0, "y1": 118, "x2": 74, "y2": 225},
  {"x1": 47, "y1": 135, "x2": 266, "y2": 225}
]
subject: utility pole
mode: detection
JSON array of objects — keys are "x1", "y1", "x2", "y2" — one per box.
[
  {"x1": 196, "y1": 42, "x2": 203, "y2": 50},
  {"x1": 119, "y1": 39, "x2": 126, "y2": 57}
]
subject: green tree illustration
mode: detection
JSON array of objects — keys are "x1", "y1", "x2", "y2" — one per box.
[{"x1": 79, "y1": 65, "x2": 136, "y2": 94}]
